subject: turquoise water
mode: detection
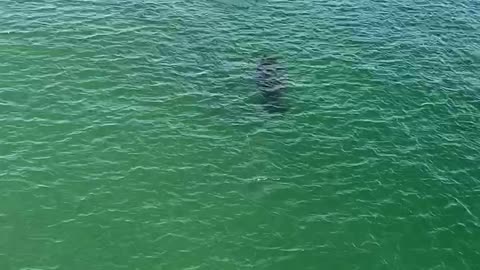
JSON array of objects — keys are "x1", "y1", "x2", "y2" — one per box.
[{"x1": 1, "y1": 0, "x2": 480, "y2": 269}]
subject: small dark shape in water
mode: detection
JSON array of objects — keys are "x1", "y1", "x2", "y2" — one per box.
[{"x1": 255, "y1": 56, "x2": 288, "y2": 113}]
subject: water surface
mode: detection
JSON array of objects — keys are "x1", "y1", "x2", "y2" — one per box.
[{"x1": 1, "y1": 0, "x2": 479, "y2": 269}]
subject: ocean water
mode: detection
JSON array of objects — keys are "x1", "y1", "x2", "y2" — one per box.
[{"x1": 1, "y1": 0, "x2": 479, "y2": 269}]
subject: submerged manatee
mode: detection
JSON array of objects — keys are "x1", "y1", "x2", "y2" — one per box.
[{"x1": 255, "y1": 56, "x2": 288, "y2": 113}]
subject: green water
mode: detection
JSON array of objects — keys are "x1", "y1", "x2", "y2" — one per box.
[{"x1": 1, "y1": 0, "x2": 480, "y2": 269}]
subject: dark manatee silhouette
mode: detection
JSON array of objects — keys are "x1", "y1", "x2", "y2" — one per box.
[{"x1": 255, "y1": 56, "x2": 288, "y2": 113}]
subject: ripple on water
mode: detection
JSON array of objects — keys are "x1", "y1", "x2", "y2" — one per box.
[{"x1": 1, "y1": 0, "x2": 480, "y2": 269}]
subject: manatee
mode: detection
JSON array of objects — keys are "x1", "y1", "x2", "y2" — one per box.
[{"x1": 255, "y1": 56, "x2": 288, "y2": 113}]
